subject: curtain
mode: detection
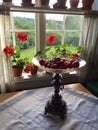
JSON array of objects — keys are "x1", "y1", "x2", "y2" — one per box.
[
  {"x1": 0, "y1": 14, "x2": 15, "y2": 93},
  {"x1": 92, "y1": 0, "x2": 98, "y2": 11},
  {"x1": 80, "y1": 13, "x2": 98, "y2": 84}
]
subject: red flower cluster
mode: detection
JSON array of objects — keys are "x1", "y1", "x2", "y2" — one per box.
[
  {"x1": 24, "y1": 64, "x2": 34, "y2": 73},
  {"x1": 3, "y1": 45, "x2": 14, "y2": 57},
  {"x1": 16, "y1": 32, "x2": 27, "y2": 42},
  {"x1": 47, "y1": 35, "x2": 56, "y2": 45}
]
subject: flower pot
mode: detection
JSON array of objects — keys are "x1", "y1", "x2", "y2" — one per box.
[
  {"x1": 31, "y1": 66, "x2": 38, "y2": 75},
  {"x1": 3, "y1": 0, "x2": 12, "y2": 2},
  {"x1": 22, "y1": 0, "x2": 32, "y2": 3},
  {"x1": 12, "y1": 66, "x2": 23, "y2": 77},
  {"x1": 40, "y1": 0, "x2": 50, "y2": 6},
  {"x1": 53, "y1": 0, "x2": 67, "y2": 9},
  {"x1": 69, "y1": 0, "x2": 79, "y2": 8},
  {"x1": 57, "y1": 0, "x2": 67, "y2": 8},
  {"x1": 81, "y1": 0, "x2": 94, "y2": 10},
  {"x1": 21, "y1": 0, "x2": 34, "y2": 7}
]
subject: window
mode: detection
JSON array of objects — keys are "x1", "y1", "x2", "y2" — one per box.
[
  {"x1": 11, "y1": 13, "x2": 83, "y2": 60},
  {"x1": 10, "y1": 12, "x2": 84, "y2": 88},
  {"x1": 0, "y1": 0, "x2": 84, "y2": 91}
]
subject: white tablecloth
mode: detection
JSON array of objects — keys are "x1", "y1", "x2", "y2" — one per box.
[{"x1": 0, "y1": 86, "x2": 98, "y2": 130}]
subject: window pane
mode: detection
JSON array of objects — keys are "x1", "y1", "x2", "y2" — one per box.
[
  {"x1": 11, "y1": 12, "x2": 35, "y2": 63},
  {"x1": 21, "y1": 33, "x2": 35, "y2": 62},
  {"x1": 46, "y1": 14, "x2": 63, "y2": 30},
  {"x1": 64, "y1": 15, "x2": 82, "y2": 30},
  {"x1": 13, "y1": 12, "x2": 35, "y2": 30},
  {"x1": 64, "y1": 32, "x2": 80, "y2": 46}
]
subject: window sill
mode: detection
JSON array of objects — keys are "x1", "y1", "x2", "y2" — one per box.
[
  {"x1": 13, "y1": 71, "x2": 79, "y2": 91},
  {"x1": 1, "y1": 4, "x2": 97, "y2": 16}
]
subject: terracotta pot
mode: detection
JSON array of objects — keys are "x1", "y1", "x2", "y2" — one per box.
[
  {"x1": 22, "y1": 0, "x2": 32, "y2": 4},
  {"x1": 81, "y1": 0, "x2": 94, "y2": 10},
  {"x1": 31, "y1": 66, "x2": 38, "y2": 75},
  {"x1": 3, "y1": 0, "x2": 12, "y2": 2},
  {"x1": 21, "y1": 0, "x2": 34, "y2": 7},
  {"x1": 57, "y1": 0, "x2": 67, "y2": 7},
  {"x1": 40, "y1": 0, "x2": 50, "y2": 6},
  {"x1": 69, "y1": 0, "x2": 79, "y2": 8},
  {"x1": 12, "y1": 66, "x2": 23, "y2": 77}
]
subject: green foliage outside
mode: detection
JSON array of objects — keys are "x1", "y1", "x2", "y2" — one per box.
[
  {"x1": 64, "y1": 32, "x2": 80, "y2": 46},
  {"x1": 65, "y1": 15, "x2": 82, "y2": 30},
  {"x1": 21, "y1": 46, "x2": 35, "y2": 63},
  {"x1": 46, "y1": 20, "x2": 63, "y2": 30},
  {"x1": 14, "y1": 17, "x2": 35, "y2": 30}
]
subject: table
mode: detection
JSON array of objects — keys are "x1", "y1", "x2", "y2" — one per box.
[
  {"x1": 0, "y1": 85, "x2": 97, "y2": 130},
  {"x1": 0, "y1": 83, "x2": 93, "y2": 103}
]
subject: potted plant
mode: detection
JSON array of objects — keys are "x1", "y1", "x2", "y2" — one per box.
[
  {"x1": 24, "y1": 63, "x2": 38, "y2": 75},
  {"x1": 3, "y1": 32, "x2": 29, "y2": 77},
  {"x1": 3, "y1": 0, "x2": 12, "y2": 2},
  {"x1": 3, "y1": 0, "x2": 13, "y2": 5},
  {"x1": 21, "y1": 0, "x2": 35, "y2": 7},
  {"x1": 40, "y1": 0, "x2": 50, "y2": 7},
  {"x1": 3, "y1": 45, "x2": 29, "y2": 77},
  {"x1": 69, "y1": 0, "x2": 79, "y2": 9},
  {"x1": 53, "y1": 0, "x2": 67, "y2": 9},
  {"x1": 22, "y1": 0, "x2": 32, "y2": 3},
  {"x1": 57, "y1": 0, "x2": 67, "y2": 8},
  {"x1": 81, "y1": 0, "x2": 94, "y2": 10}
]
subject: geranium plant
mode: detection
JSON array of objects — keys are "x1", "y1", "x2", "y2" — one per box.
[
  {"x1": 16, "y1": 32, "x2": 27, "y2": 42},
  {"x1": 3, "y1": 32, "x2": 29, "y2": 77},
  {"x1": 3, "y1": 45, "x2": 29, "y2": 68},
  {"x1": 24, "y1": 63, "x2": 38, "y2": 75}
]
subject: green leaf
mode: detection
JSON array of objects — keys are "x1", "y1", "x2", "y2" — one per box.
[
  {"x1": 14, "y1": 45, "x2": 20, "y2": 51},
  {"x1": 34, "y1": 43, "x2": 83, "y2": 60}
]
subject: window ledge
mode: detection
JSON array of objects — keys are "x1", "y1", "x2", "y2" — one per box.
[
  {"x1": 14, "y1": 71, "x2": 52, "y2": 82},
  {"x1": 13, "y1": 71, "x2": 79, "y2": 91},
  {"x1": 1, "y1": 4, "x2": 97, "y2": 16}
]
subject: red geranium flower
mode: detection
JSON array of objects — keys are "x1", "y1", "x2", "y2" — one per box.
[
  {"x1": 16, "y1": 32, "x2": 27, "y2": 42},
  {"x1": 47, "y1": 35, "x2": 56, "y2": 45},
  {"x1": 63, "y1": 51, "x2": 67, "y2": 55},
  {"x1": 3, "y1": 45, "x2": 14, "y2": 57},
  {"x1": 24, "y1": 64, "x2": 34, "y2": 73},
  {"x1": 71, "y1": 53, "x2": 80, "y2": 59}
]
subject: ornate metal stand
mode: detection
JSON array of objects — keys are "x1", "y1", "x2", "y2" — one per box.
[
  {"x1": 44, "y1": 73, "x2": 67, "y2": 119},
  {"x1": 32, "y1": 58, "x2": 86, "y2": 119}
]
